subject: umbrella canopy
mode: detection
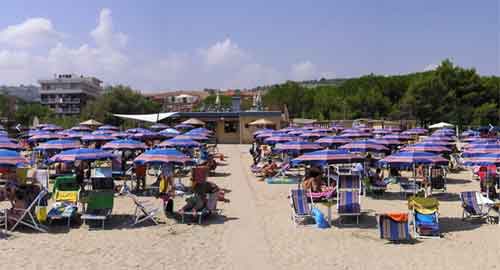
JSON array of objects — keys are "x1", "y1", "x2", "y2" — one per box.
[
  {"x1": 36, "y1": 139, "x2": 81, "y2": 151},
  {"x1": 339, "y1": 132, "x2": 372, "y2": 139},
  {"x1": 81, "y1": 134, "x2": 115, "y2": 142},
  {"x1": 369, "y1": 138, "x2": 404, "y2": 146},
  {"x1": 158, "y1": 138, "x2": 201, "y2": 148},
  {"x1": 253, "y1": 128, "x2": 274, "y2": 136},
  {"x1": 159, "y1": 128, "x2": 181, "y2": 138},
  {"x1": 403, "y1": 143, "x2": 452, "y2": 153},
  {"x1": 130, "y1": 132, "x2": 163, "y2": 141},
  {"x1": 102, "y1": 139, "x2": 147, "y2": 150},
  {"x1": 0, "y1": 124, "x2": 4, "y2": 131},
  {"x1": 314, "y1": 136, "x2": 352, "y2": 147},
  {"x1": 188, "y1": 127, "x2": 213, "y2": 134},
  {"x1": 80, "y1": 119, "x2": 103, "y2": 126},
  {"x1": 292, "y1": 149, "x2": 364, "y2": 166},
  {"x1": 175, "y1": 134, "x2": 209, "y2": 141},
  {"x1": 382, "y1": 134, "x2": 412, "y2": 141},
  {"x1": 150, "y1": 123, "x2": 169, "y2": 130},
  {"x1": 248, "y1": 118, "x2": 275, "y2": 126},
  {"x1": 41, "y1": 125, "x2": 63, "y2": 132},
  {"x1": 339, "y1": 140, "x2": 389, "y2": 153},
  {"x1": 64, "y1": 131, "x2": 90, "y2": 140},
  {"x1": 378, "y1": 151, "x2": 448, "y2": 168},
  {"x1": 111, "y1": 132, "x2": 129, "y2": 139},
  {"x1": 49, "y1": 148, "x2": 114, "y2": 163},
  {"x1": 91, "y1": 130, "x2": 115, "y2": 136},
  {"x1": 274, "y1": 141, "x2": 323, "y2": 153},
  {"x1": 126, "y1": 128, "x2": 151, "y2": 134},
  {"x1": 0, "y1": 150, "x2": 28, "y2": 167},
  {"x1": 424, "y1": 136, "x2": 455, "y2": 142},
  {"x1": 174, "y1": 124, "x2": 194, "y2": 130},
  {"x1": 372, "y1": 129, "x2": 393, "y2": 135},
  {"x1": 134, "y1": 148, "x2": 194, "y2": 165},
  {"x1": 71, "y1": 125, "x2": 93, "y2": 132},
  {"x1": 182, "y1": 118, "x2": 205, "y2": 126},
  {"x1": 299, "y1": 132, "x2": 323, "y2": 139},
  {"x1": 402, "y1": 128, "x2": 428, "y2": 135},
  {"x1": 264, "y1": 135, "x2": 296, "y2": 144},
  {"x1": 28, "y1": 133, "x2": 63, "y2": 143},
  {"x1": 98, "y1": 125, "x2": 120, "y2": 131},
  {"x1": 0, "y1": 140, "x2": 24, "y2": 151},
  {"x1": 462, "y1": 144, "x2": 500, "y2": 157},
  {"x1": 429, "y1": 122, "x2": 454, "y2": 129},
  {"x1": 463, "y1": 153, "x2": 500, "y2": 166}
]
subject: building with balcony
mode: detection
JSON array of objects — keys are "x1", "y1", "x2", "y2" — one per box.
[
  {"x1": 38, "y1": 74, "x2": 103, "y2": 116},
  {"x1": 146, "y1": 91, "x2": 208, "y2": 112}
]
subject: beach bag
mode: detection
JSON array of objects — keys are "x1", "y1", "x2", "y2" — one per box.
[{"x1": 311, "y1": 207, "x2": 330, "y2": 229}]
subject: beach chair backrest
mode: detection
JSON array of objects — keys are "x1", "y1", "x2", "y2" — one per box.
[
  {"x1": 86, "y1": 191, "x2": 114, "y2": 211},
  {"x1": 291, "y1": 189, "x2": 310, "y2": 215},
  {"x1": 338, "y1": 174, "x2": 360, "y2": 190},
  {"x1": 338, "y1": 190, "x2": 360, "y2": 214},
  {"x1": 460, "y1": 191, "x2": 481, "y2": 215},
  {"x1": 379, "y1": 214, "x2": 410, "y2": 241}
]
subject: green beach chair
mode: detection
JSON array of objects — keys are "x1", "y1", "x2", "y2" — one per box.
[{"x1": 81, "y1": 191, "x2": 114, "y2": 229}]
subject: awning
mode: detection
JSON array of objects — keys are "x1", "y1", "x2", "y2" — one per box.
[{"x1": 113, "y1": 112, "x2": 178, "y2": 123}]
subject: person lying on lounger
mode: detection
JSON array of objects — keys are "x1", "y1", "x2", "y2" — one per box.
[
  {"x1": 302, "y1": 167, "x2": 326, "y2": 193},
  {"x1": 261, "y1": 160, "x2": 278, "y2": 178},
  {"x1": 180, "y1": 178, "x2": 219, "y2": 213}
]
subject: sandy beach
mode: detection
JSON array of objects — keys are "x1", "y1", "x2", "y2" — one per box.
[{"x1": 0, "y1": 144, "x2": 499, "y2": 270}]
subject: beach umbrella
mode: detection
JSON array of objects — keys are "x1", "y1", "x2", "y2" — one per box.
[
  {"x1": 432, "y1": 130, "x2": 455, "y2": 137},
  {"x1": 0, "y1": 131, "x2": 7, "y2": 137},
  {"x1": 0, "y1": 150, "x2": 28, "y2": 167},
  {"x1": 158, "y1": 138, "x2": 201, "y2": 148},
  {"x1": 382, "y1": 134, "x2": 412, "y2": 141},
  {"x1": 463, "y1": 140, "x2": 499, "y2": 149},
  {"x1": 0, "y1": 124, "x2": 4, "y2": 131},
  {"x1": 424, "y1": 135, "x2": 455, "y2": 142},
  {"x1": 403, "y1": 143, "x2": 452, "y2": 153},
  {"x1": 368, "y1": 138, "x2": 404, "y2": 146},
  {"x1": 111, "y1": 132, "x2": 129, "y2": 139},
  {"x1": 287, "y1": 130, "x2": 305, "y2": 136},
  {"x1": 372, "y1": 129, "x2": 393, "y2": 135},
  {"x1": 28, "y1": 133, "x2": 63, "y2": 143},
  {"x1": 81, "y1": 134, "x2": 114, "y2": 142},
  {"x1": 291, "y1": 149, "x2": 364, "y2": 166},
  {"x1": 98, "y1": 125, "x2": 120, "y2": 131},
  {"x1": 188, "y1": 127, "x2": 213, "y2": 135},
  {"x1": 80, "y1": 119, "x2": 103, "y2": 126},
  {"x1": 278, "y1": 127, "x2": 297, "y2": 133},
  {"x1": 462, "y1": 144, "x2": 500, "y2": 157},
  {"x1": 0, "y1": 140, "x2": 24, "y2": 151},
  {"x1": 102, "y1": 139, "x2": 147, "y2": 151},
  {"x1": 182, "y1": 118, "x2": 205, "y2": 126},
  {"x1": 41, "y1": 124, "x2": 63, "y2": 132},
  {"x1": 463, "y1": 153, "x2": 500, "y2": 167},
  {"x1": 150, "y1": 123, "x2": 169, "y2": 131},
  {"x1": 339, "y1": 140, "x2": 389, "y2": 153},
  {"x1": 159, "y1": 128, "x2": 181, "y2": 138},
  {"x1": 36, "y1": 139, "x2": 81, "y2": 151},
  {"x1": 314, "y1": 136, "x2": 352, "y2": 147},
  {"x1": 248, "y1": 118, "x2": 274, "y2": 126},
  {"x1": 71, "y1": 125, "x2": 93, "y2": 132},
  {"x1": 274, "y1": 141, "x2": 323, "y2": 153},
  {"x1": 339, "y1": 130, "x2": 372, "y2": 138},
  {"x1": 402, "y1": 127, "x2": 428, "y2": 135},
  {"x1": 253, "y1": 128, "x2": 274, "y2": 136},
  {"x1": 176, "y1": 134, "x2": 209, "y2": 141},
  {"x1": 91, "y1": 130, "x2": 115, "y2": 136},
  {"x1": 299, "y1": 132, "x2": 323, "y2": 139},
  {"x1": 64, "y1": 131, "x2": 90, "y2": 140},
  {"x1": 310, "y1": 128, "x2": 331, "y2": 134},
  {"x1": 174, "y1": 124, "x2": 194, "y2": 130},
  {"x1": 134, "y1": 148, "x2": 194, "y2": 165},
  {"x1": 429, "y1": 122, "x2": 454, "y2": 129},
  {"x1": 130, "y1": 131, "x2": 164, "y2": 141},
  {"x1": 49, "y1": 148, "x2": 114, "y2": 163},
  {"x1": 126, "y1": 128, "x2": 151, "y2": 134},
  {"x1": 420, "y1": 138, "x2": 455, "y2": 146},
  {"x1": 264, "y1": 135, "x2": 296, "y2": 144},
  {"x1": 378, "y1": 151, "x2": 448, "y2": 169}
]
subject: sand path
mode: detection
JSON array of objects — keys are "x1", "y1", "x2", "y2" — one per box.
[{"x1": 218, "y1": 145, "x2": 275, "y2": 270}]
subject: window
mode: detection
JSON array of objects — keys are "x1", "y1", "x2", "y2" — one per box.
[{"x1": 224, "y1": 121, "x2": 238, "y2": 133}]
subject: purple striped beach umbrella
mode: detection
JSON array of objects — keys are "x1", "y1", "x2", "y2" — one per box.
[
  {"x1": 81, "y1": 134, "x2": 115, "y2": 142},
  {"x1": 462, "y1": 144, "x2": 500, "y2": 157},
  {"x1": 36, "y1": 139, "x2": 81, "y2": 151},
  {"x1": 372, "y1": 129, "x2": 392, "y2": 135},
  {"x1": 130, "y1": 132, "x2": 164, "y2": 141},
  {"x1": 71, "y1": 125, "x2": 93, "y2": 132},
  {"x1": 253, "y1": 128, "x2": 274, "y2": 136},
  {"x1": 368, "y1": 138, "x2": 404, "y2": 146},
  {"x1": 28, "y1": 133, "x2": 64, "y2": 143},
  {"x1": 111, "y1": 132, "x2": 130, "y2": 139},
  {"x1": 291, "y1": 149, "x2": 364, "y2": 166},
  {"x1": 339, "y1": 140, "x2": 389, "y2": 153},
  {"x1": 0, "y1": 140, "x2": 24, "y2": 151},
  {"x1": 174, "y1": 124, "x2": 194, "y2": 130},
  {"x1": 402, "y1": 128, "x2": 428, "y2": 135},
  {"x1": 126, "y1": 128, "x2": 152, "y2": 134},
  {"x1": 463, "y1": 153, "x2": 500, "y2": 166},
  {"x1": 274, "y1": 141, "x2": 323, "y2": 153},
  {"x1": 134, "y1": 148, "x2": 194, "y2": 165},
  {"x1": 339, "y1": 132, "x2": 372, "y2": 139},
  {"x1": 314, "y1": 136, "x2": 352, "y2": 147},
  {"x1": 150, "y1": 123, "x2": 169, "y2": 131},
  {"x1": 264, "y1": 135, "x2": 296, "y2": 144},
  {"x1": 159, "y1": 128, "x2": 181, "y2": 138},
  {"x1": 158, "y1": 137, "x2": 201, "y2": 148},
  {"x1": 41, "y1": 125, "x2": 63, "y2": 132},
  {"x1": 379, "y1": 151, "x2": 448, "y2": 168},
  {"x1": 98, "y1": 125, "x2": 120, "y2": 131},
  {"x1": 175, "y1": 134, "x2": 209, "y2": 141},
  {"x1": 0, "y1": 150, "x2": 28, "y2": 167},
  {"x1": 49, "y1": 148, "x2": 114, "y2": 163},
  {"x1": 299, "y1": 132, "x2": 323, "y2": 139},
  {"x1": 403, "y1": 143, "x2": 452, "y2": 153},
  {"x1": 91, "y1": 130, "x2": 115, "y2": 136},
  {"x1": 102, "y1": 139, "x2": 147, "y2": 151},
  {"x1": 382, "y1": 134, "x2": 412, "y2": 141}
]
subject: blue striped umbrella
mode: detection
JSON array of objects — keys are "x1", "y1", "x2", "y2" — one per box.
[
  {"x1": 0, "y1": 140, "x2": 24, "y2": 151},
  {"x1": 158, "y1": 138, "x2": 201, "y2": 148},
  {"x1": 134, "y1": 148, "x2": 194, "y2": 165},
  {"x1": 292, "y1": 149, "x2": 364, "y2": 166},
  {"x1": 275, "y1": 141, "x2": 322, "y2": 153},
  {"x1": 49, "y1": 148, "x2": 114, "y2": 163},
  {"x1": 339, "y1": 140, "x2": 389, "y2": 153},
  {"x1": 98, "y1": 125, "x2": 120, "y2": 131},
  {"x1": 462, "y1": 144, "x2": 500, "y2": 157},
  {"x1": 36, "y1": 139, "x2": 81, "y2": 150},
  {"x1": 0, "y1": 149, "x2": 28, "y2": 167},
  {"x1": 81, "y1": 134, "x2": 115, "y2": 142},
  {"x1": 403, "y1": 143, "x2": 452, "y2": 153},
  {"x1": 102, "y1": 139, "x2": 147, "y2": 150},
  {"x1": 378, "y1": 151, "x2": 448, "y2": 168},
  {"x1": 463, "y1": 153, "x2": 500, "y2": 166},
  {"x1": 314, "y1": 136, "x2": 352, "y2": 147}
]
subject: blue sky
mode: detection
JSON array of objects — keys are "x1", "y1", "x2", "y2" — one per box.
[{"x1": 0, "y1": 1, "x2": 498, "y2": 91}]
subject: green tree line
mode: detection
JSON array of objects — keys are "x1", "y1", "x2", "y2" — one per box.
[{"x1": 263, "y1": 59, "x2": 499, "y2": 128}]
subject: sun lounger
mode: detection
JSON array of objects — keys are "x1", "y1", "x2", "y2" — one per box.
[
  {"x1": 378, "y1": 213, "x2": 410, "y2": 242},
  {"x1": 429, "y1": 167, "x2": 446, "y2": 193},
  {"x1": 8, "y1": 188, "x2": 48, "y2": 233},
  {"x1": 337, "y1": 190, "x2": 361, "y2": 224},
  {"x1": 460, "y1": 191, "x2": 494, "y2": 221},
  {"x1": 408, "y1": 196, "x2": 440, "y2": 238},
  {"x1": 126, "y1": 193, "x2": 160, "y2": 226},
  {"x1": 290, "y1": 189, "x2": 313, "y2": 226},
  {"x1": 81, "y1": 190, "x2": 114, "y2": 229},
  {"x1": 48, "y1": 175, "x2": 79, "y2": 227}
]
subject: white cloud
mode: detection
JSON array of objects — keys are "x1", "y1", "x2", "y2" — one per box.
[
  {"x1": 90, "y1": 8, "x2": 127, "y2": 49},
  {"x1": 290, "y1": 60, "x2": 317, "y2": 81},
  {"x1": 0, "y1": 18, "x2": 61, "y2": 48},
  {"x1": 0, "y1": 9, "x2": 332, "y2": 91},
  {"x1": 424, "y1": 63, "x2": 438, "y2": 71}
]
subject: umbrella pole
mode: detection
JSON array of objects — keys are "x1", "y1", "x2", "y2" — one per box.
[
  {"x1": 413, "y1": 163, "x2": 416, "y2": 196},
  {"x1": 327, "y1": 165, "x2": 332, "y2": 224}
]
